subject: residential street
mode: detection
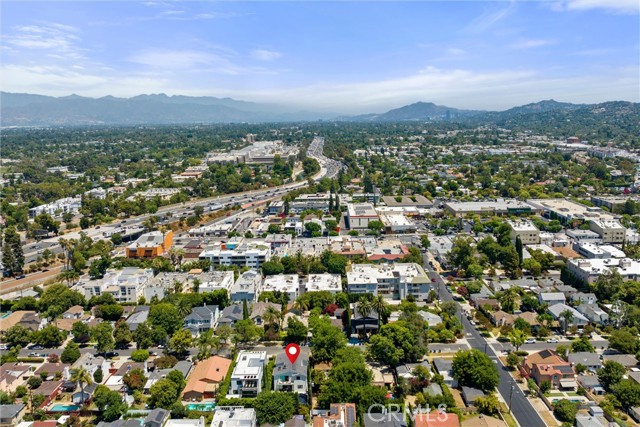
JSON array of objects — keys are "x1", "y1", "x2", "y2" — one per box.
[{"x1": 424, "y1": 254, "x2": 547, "y2": 427}]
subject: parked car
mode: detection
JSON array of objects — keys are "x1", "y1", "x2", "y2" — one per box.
[
  {"x1": 524, "y1": 338, "x2": 536, "y2": 344},
  {"x1": 31, "y1": 345, "x2": 44, "y2": 350},
  {"x1": 105, "y1": 351, "x2": 119, "y2": 358},
  {"x1": 546, "y1": 338, "x2": 559, "y2": 343}
]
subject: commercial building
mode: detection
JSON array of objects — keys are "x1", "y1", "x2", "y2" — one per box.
[
  {"x1": 589, "y1": 219, "x2": 626, "y2": 243},
  {"x1": 199, "y1": 239, "x2": 271, "y2": 269},
  {"x1": 346, "y1": 263, "x2": 431, "y2": 300},
  {"x1": 228, "y1": 351, "x2": 267, "y2": 398},
  {"x1": 381, "y1": 195, "x2": 433, "y2": 208},
  {"x1": 527, "y1": 198, "x2": 616, "y2": 224},
  {"x1": 507, "y1": 219, "x2": 540, "y2": 244},
  {"x1": 290, "y1": 192, "x2": 332, "y2": 213},
  {"x1": 346, "y1": 203, "x2": 379, "y2": 230},
  {"x1": 566, "y1": 229, "x2": 602, "y2": 243},
  {"x1": 126, "y1": 231, "x2": 173, "y2": 259},
  {"x1": 377, "y1": 212, "x2": 417, "y2": 234},
  {"x1": 443, "y1": 199, "x2": 535, "y2": 218}
]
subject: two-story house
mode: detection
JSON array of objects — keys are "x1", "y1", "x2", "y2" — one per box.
[
  {"x1": 273, "y1": 349, "x2": 309, "y2": 403},
  {"x1": 184, "y1": 305, "x2": 219, "y2": 336},
  {"x1": 228, "y1": 351, "x2": 267, "y2": 398}
]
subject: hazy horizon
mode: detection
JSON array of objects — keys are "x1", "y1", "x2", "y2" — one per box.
[{"x1": 2, "y1": 0, "x2": 638, "y2": 114}]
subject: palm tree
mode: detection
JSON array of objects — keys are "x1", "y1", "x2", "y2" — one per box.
[
  {"x1": 263, "y1": 306, "x2": 281, "y2": 331},
  {"x1": 356, "y1": 299, "x2": 372, "y2": 337},
  {"x1": 560, "y1": 309, "x2": 574, "y2": 334},
  {"x1": 370, "y1": 295, "x2": 388, "y2": 328},
  {"x1": 58, "y1": 269, "x2": 79, "y2": 287},
  {"x1": 176, "y1": 299, "x2": 191, "y2": 318},
  {"x1": 70, "y1": 367, "x2": 92, "y2": 406},
  {"x1": 293, "y1": 297, "x2": 309, "y2": 313},
  {"x1": 168, "y1": 247, "x2": 185, "y2": 270}
]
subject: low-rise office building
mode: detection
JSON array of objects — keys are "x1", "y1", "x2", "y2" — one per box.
[
  {"x1": 589, "y1": 219, "x2": 626, "y2": 243},
  {"x1": 347, "y1": 263, "x2": 431, "y2": 300},
  {"x1": 507, "y1": 219, "x2": 540, "y2": 244}
]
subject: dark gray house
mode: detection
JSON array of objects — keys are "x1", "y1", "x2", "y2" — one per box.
[{"x1": 273, "y1": 348, "x2": 309, "y2": 403}]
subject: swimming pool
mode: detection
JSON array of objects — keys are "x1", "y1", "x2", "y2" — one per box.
[
  {"x1": 187, "y1": 402, "x2": 216, "y2": 411},
  {"x1": 50, "y1": 404, "x2": 81, "y2": 412}
]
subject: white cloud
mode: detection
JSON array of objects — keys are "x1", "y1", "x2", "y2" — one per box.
[
  {"x1": 464, "y1": 2, "x2": 516, "y2": 33},
  {"x1": 510, "y1": 39, "x2": 556, "y2": 49},
  {"x1": 251, "y1": 49, "x2": 283, "y2": 61},
  {"x1": 4, "y1": 23, "x2": 84, "y2": 59},
  {"x1": 129, "y1": 50, "x2": 219, "y2": 70},
  {"x1": 556, "y1": 0, "x2": 639, "y2": 13}
]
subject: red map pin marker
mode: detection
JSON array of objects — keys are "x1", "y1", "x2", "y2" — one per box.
[{"x1": 285, "y1": 343, "x2": 300, "y2": 364}]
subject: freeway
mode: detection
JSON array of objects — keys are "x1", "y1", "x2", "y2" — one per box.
[
  {"x1": 423, "y1": 254, "x2": 546, "y2": 427},
  {"x1": 4, "y1": 136, "x2": 344, "y2": 291}
]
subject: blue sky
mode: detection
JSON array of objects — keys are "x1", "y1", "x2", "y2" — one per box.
[{"x1": 1, "y1": 0, "x2": 638, "y2": 113}]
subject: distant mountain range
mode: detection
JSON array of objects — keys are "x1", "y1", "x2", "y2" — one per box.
[
  {"x1": 1, "y1": 92, "x2": 638, "y2": 133},
  {"x1": 0, "y1": 92, "x2": 336, "y2": 126}
]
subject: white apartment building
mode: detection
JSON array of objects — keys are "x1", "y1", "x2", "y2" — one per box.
[
  {"x1": 589, "y1": 220, "x2": 626, "y2": 244},
  {"x1": 146, "y1": 271, "x2": 235, "y2": 295},
  {"x1": 262, "y1": 274, "x2": 300, "y2": 302},
  {"x1": 567, "y1": 258, "x2": 640, "y2": 284},
  {"x1": 228, "y1": 351, "x2": 267, "y2": 398},
  {"x1": 230, "y1": 270, "x2": 263, "y2": 303},
  {"x1": 305, "y1": 274, "x2": 342, "y2": 294},
  {"x1": 507, "y1": 219, "x2": 540, "y2": 245},
  {"x1": 80, "y1": 267, "x2": 155, "y2": 303},
  {"x1": 346, "y1": 263, "x2": 431, "y2": 300},
  {"x1": 29, "y1": 196, "x2": 82, "y2": 218},
  {"x1": 199, "y1": 240, "x2": 271, "y2": 269}
]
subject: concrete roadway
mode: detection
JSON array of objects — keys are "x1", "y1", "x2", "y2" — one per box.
[{"x1": 424, "y1": 254, "x2": 547, "y2": 427}]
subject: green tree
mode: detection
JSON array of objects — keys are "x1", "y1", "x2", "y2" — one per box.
[
  {"x1": 310, "y1": 317, "x2": 347, "y2": 362},
  {"x1": 598, "y1": 361, "x2": 626, "y2": 392},
  {"x1": 420, "y1": 235, "x2": 431, "y2": 249},
  {"x1": 553, "y1": 399, "x2": 578, "y2": 422},
  {"x1": 254, "y1": 392, "x2": 298, "y2": 425},
  {"x1": 131, "y1": 349, "x2": 150, "y2": 362},
  {"x1": 133, "y1": 321, "x2": 153, "y2": 349},
  {"x1": 476, "y1": 393, "x2": 500, "y2": 416},
  {"x1": 71, "y1": 321, "x2": 91, "y2": 344},
  {"x1": 570, "y1": 336, "x2": 594, "y2": 353},
  {"x1": 506, "y1": 352, "x2": 523, "y2": 369},
  {"x1": 149, "y1": 378, "x2": 179, "y2": 409},
  {"x1": 93, "y1": 385, "x2": 127, "y2": 421},
  {"x1": 559, "y1": 309, "x2": 574, "y2": 334},
  {"x1": 123, "y1": 368, "x2": 146, "y2": 392},
  {"x1": 3, "y1": 227, "x2": 24, "y2": 276},
  {"x1": 234, "y1": 319, "x2": 262, "y2": 343},
  {"x1": 285, "y1": 317, "x2": 308, "y2": 344},
  {"x1": 149, "y1": 303, "x2": 183, "y2": 336},
  {"x1": 93, "y1": 368, "x2": 103, "y2": 384},
  {"x1": 113, "y1": 321, "x2": 132, "y2": 349},
  {"x1": 608, "y1": 328, "x2": 640, "y2": 354},
  {"x1": 169, "y1": 329, "x2": 193, "y2": 356},
  {"x1": 509, "y1": 329, "x2": 526, "y2": 352},
  {"x1": 612, "y1": 379, "x2": 640, "y2": 410},
  {"x1": 3, "y1": 324, "x2": 32, "y2": 347},
  {"x1": 61, "y1": 341, "x2": 81, "y2": 364},
  {"x1": 261, "y1": 260, "x2": 285, "y2": 276},
  {"x1": 452, "y1": 349, "x2": 500, "y2": 392},
  {"x1": 368, "y1": 335, "x2": 403, "y2": 367},
  {"x1": 92, "y1": 322, "x2": 115, "y2": 353},
  {"x1": 32, "y1": 324, "x2": 67, "y2": 348}
]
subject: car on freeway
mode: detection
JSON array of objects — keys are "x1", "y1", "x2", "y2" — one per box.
[{"x1": 524, "y1": 338, "x2": 536, "y2": 344}]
